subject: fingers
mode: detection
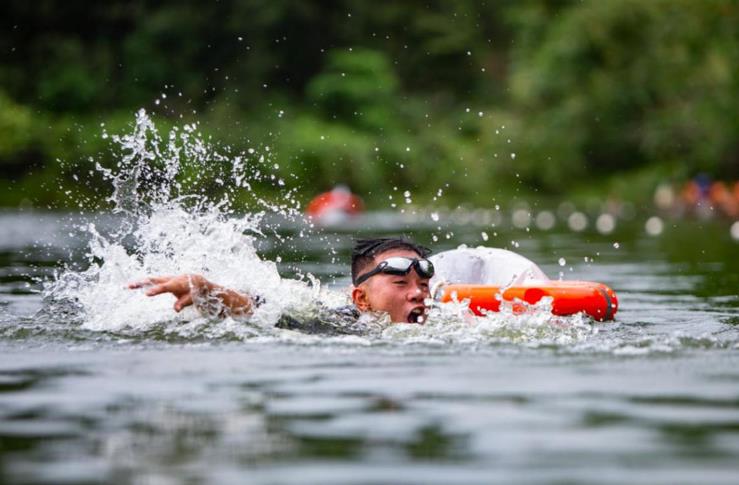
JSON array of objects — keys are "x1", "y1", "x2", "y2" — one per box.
[
  {"x1": 128, "y1": 275, "x2": 193, "y2": 312},
  {"x1": 128, "y1": 274, "x2": 209, "y2": 315},
  {"x1": 145, "y1": 283, "x2": 172, "y2": 297},
  {"x1": 127, "y1": 275, "x2": 176, "y2": 296},
  {"x1": 127, "y1": 276, "x2": 172, "y2": 289},
  {"x1": 174, "y1": 293, "x2": 193, "y2": 312}
]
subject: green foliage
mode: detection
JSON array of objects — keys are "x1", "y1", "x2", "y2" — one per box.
[
  {"x1": 306, "y1": 49, "x2": 399, "y2": 132},
  {"x1": 279, "y1": 115, "x2": 379, "y2": 192},
  {"x1": 0, "y1": 0, "x2": 738, "y2": 208},
  {"x1": 507, "y1": 0, "x2": 739, "y2": 189},
  {"x1": 0, "y1": 91, "x2": 34, "y2": 161},
  {"x1": 36, "y1": 38, "x2": 103, "y2": 111}
]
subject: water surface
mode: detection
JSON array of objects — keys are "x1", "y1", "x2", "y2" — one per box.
[{"x1": 1, "y1": 210, "x2": 738, "y2": 484}]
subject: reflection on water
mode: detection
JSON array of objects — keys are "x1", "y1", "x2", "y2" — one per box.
[{"x1": 1, "y1": 211, "x2": 738, "y2": 484}]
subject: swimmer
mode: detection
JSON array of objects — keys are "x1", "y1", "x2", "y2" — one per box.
[{"x1": 128, "y1": 237, "x2": 433, "y2": 324}]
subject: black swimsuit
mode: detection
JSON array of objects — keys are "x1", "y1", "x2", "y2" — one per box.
[{"x1": 274, "y1": 304, "x2": 368, "y2": 335}]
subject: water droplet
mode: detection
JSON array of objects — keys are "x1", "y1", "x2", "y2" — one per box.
[
  {"x1": 613, "y1": 242, "x2": 620, "y2": 249},
  {"x1": 558, "y1": 257, "x2": 566, "y2": 266}
]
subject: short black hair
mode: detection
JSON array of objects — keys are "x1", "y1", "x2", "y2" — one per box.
[{"x1": 351, "y1": 237, "x2": 431, "y2": 285}]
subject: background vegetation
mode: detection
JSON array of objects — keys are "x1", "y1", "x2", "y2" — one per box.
[{"x1": 1, "y1": 0, "x2": 737, "y2": 209}]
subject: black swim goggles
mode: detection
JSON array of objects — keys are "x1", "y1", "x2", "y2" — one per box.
[{"x1": 353, "y1": 257, "x2": 435, "y2": 285}]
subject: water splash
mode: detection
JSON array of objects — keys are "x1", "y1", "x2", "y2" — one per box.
[
  {"x1": 45, "y1": 110, "x2": 320, "y2": 336},
  {"x1": 39, "y1": 110, "x2": 604, "y2": 348},
  {"x1": 383, "y1": 297, "x2": 595, "y2": 347}
]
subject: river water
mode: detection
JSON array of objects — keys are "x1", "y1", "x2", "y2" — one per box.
[
  {"x1": 1, "y1": 209, "x2": 738, "y2": 485},
  {"x1": 1, "y1": 113, "x2": 739, "y2": 484}
]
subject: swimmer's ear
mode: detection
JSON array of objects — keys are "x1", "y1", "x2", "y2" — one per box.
[{"x1": 351, "y1": 286, "x2": 371, "y2": 312}]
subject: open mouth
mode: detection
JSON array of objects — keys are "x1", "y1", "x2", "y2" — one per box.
[{"x1": 407, "y1": 307, "x2": 426, "y2": 324}]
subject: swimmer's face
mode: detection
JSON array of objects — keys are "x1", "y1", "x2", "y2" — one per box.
[{"x1": 351, "y1": 248, "x2": 430, "y2": 323}]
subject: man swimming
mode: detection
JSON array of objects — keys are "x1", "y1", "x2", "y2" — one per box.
[{"x1": 128, "y1": 237, "x2": 434, "y2": 324}]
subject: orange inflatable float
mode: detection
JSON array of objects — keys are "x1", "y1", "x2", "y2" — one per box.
[
  {"x1": 306, "y1": 185, "x2": 364, "y2": 222},
  {"x1": 437, "y1": 281, "x2": 618, "y2": 321}
]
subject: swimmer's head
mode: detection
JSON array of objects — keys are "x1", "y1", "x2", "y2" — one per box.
[{"x1": 351, "y1": 238, "x2": 432, "y2": 324}]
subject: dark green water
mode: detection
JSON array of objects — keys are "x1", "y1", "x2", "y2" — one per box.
[{"x1": 1, "y1": 210, "x2": 738, "y2": 484}]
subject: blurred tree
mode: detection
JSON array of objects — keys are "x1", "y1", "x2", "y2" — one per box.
[
  {"x1": 306, "y1": 48, "x2": 398, "y2": 131},
  {"x1": 506, "y1": 0, "x2": 739, "y2": 190},
  {"x1": 0, "y1": 90, "x2": 35, "y2": 173},
  {"x1": 0, "y1": 0, "x2": 738, "y2": 207}
]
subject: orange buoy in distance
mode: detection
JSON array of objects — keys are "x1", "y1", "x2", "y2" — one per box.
[{"x1": 306, "y1": 185, "x2": 364, "y2": 224}]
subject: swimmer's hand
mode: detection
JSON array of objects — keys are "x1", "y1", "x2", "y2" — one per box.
[{"x1": 127, "y1": 274, "x2": 255, "y2": 317}]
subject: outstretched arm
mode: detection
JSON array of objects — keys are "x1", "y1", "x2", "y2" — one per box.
[{"x1": 128, "y1": 274, "x2": 256, "y2": 317}]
